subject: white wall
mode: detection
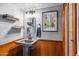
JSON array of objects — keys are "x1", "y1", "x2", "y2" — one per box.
[
  {"x1": 0, "y1": 4, "x2": 23, "y2": 45},
  {"x1": 77, "y1": 3, "x2": 79, "y2": 55},
  {"x1": 0, "y1": 22, "x2": 13, "y2": 39},
  {"x1": 69, "y1": 3, "x2": 72, "y2": 56},
  {"x1": 0, "y1": 3, "x2": 23, "y2": 26},
  {"x1": 0, "y1": 3, "x2": 63, "y2": 45},
  {"x1": 24, "y1": 6, "x2": 62, "y2": 40}
]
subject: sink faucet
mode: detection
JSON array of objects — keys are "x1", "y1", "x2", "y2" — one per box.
[{"x1": 28, "y1": 34, "x2": 32, "y2": 40}]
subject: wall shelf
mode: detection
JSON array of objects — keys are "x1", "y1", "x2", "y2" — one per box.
[
  {"x1": 0, "y1": 14, "x2": 22, "y2": 45},
  {"x1": 2, "y1": 14, "x2": 19, "y2": 21},
  {"x1": 0, "y1": 14, "x2": 18, "y2": 23}
]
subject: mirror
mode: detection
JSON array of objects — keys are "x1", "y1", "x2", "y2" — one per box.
[{"x1": 26, "y1": 17, "x2": 36, "y2": 39}]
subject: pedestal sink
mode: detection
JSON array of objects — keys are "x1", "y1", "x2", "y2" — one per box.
[{"x1": 16, "y1": 39, "x2": 36, "y2": 56}]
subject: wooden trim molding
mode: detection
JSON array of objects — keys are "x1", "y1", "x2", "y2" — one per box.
[
  {"x1": 65, "y1": 3, "x2": 69, "y2": 56},
  {"x1": 72, "y1": 3, "x2": 77, "y2": 56}
]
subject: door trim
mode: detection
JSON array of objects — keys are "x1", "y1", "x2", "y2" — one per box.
[
  {"x1": 72, "y1": 3, "x2": 77, "y2": 56},
  {"x1": 64, "y1": 3, "x2": 69, "y2": 56}
]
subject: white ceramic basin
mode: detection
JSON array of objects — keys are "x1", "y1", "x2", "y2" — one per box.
[{"x1": 16, "y1": 39, "x2": 36, "y2": 45}]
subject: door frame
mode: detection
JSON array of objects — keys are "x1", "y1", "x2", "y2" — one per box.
[
  {"x1": 72, "y1": 3, "x2": 77, "y2": 56},
  {"x1": 64, "y1": 3, "x2": 77, "y2": 56},
  {"x1": 61, "y1": 3, "x2": 69, "y2": 56},
  {"x1": 64, "y1": 3, "x2": 69, "y2": 56}
]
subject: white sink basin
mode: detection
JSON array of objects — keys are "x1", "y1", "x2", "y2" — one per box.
[
  {"x1": 20, "y1": 40, "x2": 33, "y2": 43},
  {"x1": 16, "y1": 39, "x2": 36, "y2": 45}
]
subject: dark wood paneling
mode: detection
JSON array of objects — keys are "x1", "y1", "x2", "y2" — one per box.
[
  {"x1": 31, "y1": 40, "x2": 41, "y2": 56},
  {"x1": 0, "y1": 41, "x2": 23, "y2": 56},
  {"x1": 31, "y1": 40, "x2": 64, "y2": 56},
  {"x1": 0, "y1": 39, "x2": 64, "y2": 56}
]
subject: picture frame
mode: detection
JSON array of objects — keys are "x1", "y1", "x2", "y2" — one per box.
[{"x1": 42, "y1": 10, "x2": 58, "y2": 32}]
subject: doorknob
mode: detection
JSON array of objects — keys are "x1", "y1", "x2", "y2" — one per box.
[{"x1": 71, "y1": 40, "x2": 74, "y2": 41}]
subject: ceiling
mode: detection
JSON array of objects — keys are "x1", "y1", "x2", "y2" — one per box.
[
  {"x1": 15, "y1": 3, "x2": 63, "y2": 11},
  {"x1": 15, "y1": 3, "x2": 63, "y2": 10},
  {"x1": 0, "y1": 3, "x2": 63, "y2": 11}
]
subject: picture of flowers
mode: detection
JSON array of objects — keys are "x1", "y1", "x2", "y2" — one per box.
[{"x1": 42, "y1": 10, "x2": 58, "y2": 32}]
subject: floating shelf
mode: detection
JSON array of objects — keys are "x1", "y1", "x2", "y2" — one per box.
[
  {"x1": 7, "y1": 27, "x2": 21, "y2": 34},
  {"x1": 0, "y1": 14, "x2": 21, "y2": 44},
  {"x1": 2, "y1": 14, "x2": 19, "y2": 21},
  {"x1": 0, "y1": 14, "x2": 19, "y2": 23},
  {"x1": 0, "y1": 14, "x2": 20, "y2": 34},
  {"x1": 12, "y1": 25, "x2": 23, "y2": 29}
]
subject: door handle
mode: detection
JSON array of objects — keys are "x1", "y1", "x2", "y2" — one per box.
[{"x1": 71, "y1": 40, "x2": 74, "y2": 41}]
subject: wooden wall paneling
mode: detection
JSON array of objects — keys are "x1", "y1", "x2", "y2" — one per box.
[
  {"x1": 55, "y1": 42, "x2": 63, "y2": 56},
  {"x1": 44, "y1": 40, "x2": 63, "y2": 56},
  {"x1": 46, "y1": 41, "x2": 56, "y2": 56},
  {"x1": 40, "y1": 41, "x2": 47, "y2": 56},
  {"x1": 0, "y1": 41, "x2": 22, "y2": 56},
  {"x1": 31, "y1": 40, "x2": 63, "y2": 56},
  {"x1": 31, "y1": 40, "x2": 41, "y2": 56},
  {"x1": 41, "y1": 40, "x2": 56, "y2": 56}
]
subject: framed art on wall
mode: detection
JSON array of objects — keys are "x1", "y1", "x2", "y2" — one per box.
[{"x1": 42, "y1": 10, "x2": 58, "y2": 32}]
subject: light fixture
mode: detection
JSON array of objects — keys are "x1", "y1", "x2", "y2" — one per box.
[
  {"x1": 25, "y1": 10, "x2": 35, "y2": 14},
  {"x1": 29, "y1": 10, "x2": 35, "y2": 14}
]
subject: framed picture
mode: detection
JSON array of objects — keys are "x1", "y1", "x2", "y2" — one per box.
[{"x1": 42, "y1": 10, "x2": 58, "y2": 32}]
